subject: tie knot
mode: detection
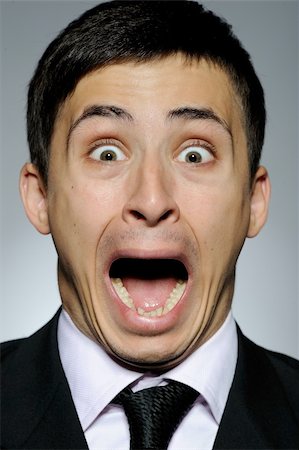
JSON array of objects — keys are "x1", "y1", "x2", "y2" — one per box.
[{"x1": 113, "y1": 381, "x2": 198, "y2": 449}]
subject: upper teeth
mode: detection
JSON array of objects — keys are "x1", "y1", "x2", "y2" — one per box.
[{"x1": 111, "y1": 278, "x2": 186, "y2": 317}]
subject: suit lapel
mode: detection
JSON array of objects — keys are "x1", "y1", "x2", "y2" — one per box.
[
  {"x1": 2, "y1": 310, "x2": 88, "y2": 449},
  {"x1": 213, "y1": 328, "x2": 299, "y2": 449}
]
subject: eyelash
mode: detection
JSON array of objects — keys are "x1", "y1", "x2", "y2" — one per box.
[
  {"x1": 186, "y1": 139, "x2": 215, "y2": 153},
  {"x1": 88, "y1": 138, "x2": 119, "y2": 152},
  {"x1": 178, "y1": 139, "x2": 216, "y2": 156}
]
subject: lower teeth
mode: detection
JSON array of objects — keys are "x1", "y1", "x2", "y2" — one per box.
[{"x1": 111, "y1": 278, "x2": 186, "y2": 317}]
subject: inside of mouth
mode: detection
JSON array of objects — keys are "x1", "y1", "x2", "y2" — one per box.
[{"x1": 110, "y1": 259, "x2": 188, "y2": 316}]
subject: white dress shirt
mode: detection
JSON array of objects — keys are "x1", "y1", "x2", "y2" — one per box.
[{"x1": 58, "y1": 309, "x2": 237, "y2": 450}]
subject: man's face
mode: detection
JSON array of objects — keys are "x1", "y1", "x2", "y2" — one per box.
[{"x1": 40, "y1": 56, "x2": 264, "y2": 368}]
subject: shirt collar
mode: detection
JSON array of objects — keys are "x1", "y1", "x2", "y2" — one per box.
[
  {"x1": 58, "y1": 309, "x2": 237, "y2": 430},
  {"x1": 164, "y1": 312, "x2": 238, "y2": 423},
  {"x1": 58, "y1": 310, "x2": 141, "y2": 431}
]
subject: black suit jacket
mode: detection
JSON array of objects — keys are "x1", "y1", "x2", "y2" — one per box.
[{"x1": 1, "y1": 310, "x2": 299, "y2": 449}]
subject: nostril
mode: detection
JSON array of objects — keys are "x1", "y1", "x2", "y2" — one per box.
[
  {"x1": 160, "y1": 210, "x2": 173, "y2": 221},
  {"x1": 131, "y1": 210, "x2": 146, "y2": 220},
  {"x1": 130, "y1": 208, "x2": 174, "y2": 223},
  {"x1": 128, "y1": 208, "x2": 177, "y2": 224}
]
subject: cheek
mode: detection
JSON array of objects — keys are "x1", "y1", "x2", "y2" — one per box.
[
  {"x1": 180, "y1": 184, "x2": 250, "y2": 260},
  {"x1": 48, "y1": 182, "x2": 121, "y2": 265}
]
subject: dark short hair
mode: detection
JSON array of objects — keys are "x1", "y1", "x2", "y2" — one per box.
[{"x1": 27, "y1": 0, "x2": 265, "y2": 184}]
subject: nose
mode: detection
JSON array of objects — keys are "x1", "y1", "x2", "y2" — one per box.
[{"x1": 122, "y1": 163, "x2": 180, "y2": 227}]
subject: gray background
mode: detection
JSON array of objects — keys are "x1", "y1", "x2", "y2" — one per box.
[{"x1": 0, "y1": 1, "x2": 298, "y2": 358}]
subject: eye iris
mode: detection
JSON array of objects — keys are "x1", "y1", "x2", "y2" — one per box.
[
  {"x1": 100, "y1": 150, "x2": 116, "y2": 161},
  {"x1": 186, "y1": 152, "x2": 202, "y2": 163}
]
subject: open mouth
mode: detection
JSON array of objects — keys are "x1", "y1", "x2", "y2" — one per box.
[{"x1": 109, "y1": 258, "x2": 188, "y2": 318}]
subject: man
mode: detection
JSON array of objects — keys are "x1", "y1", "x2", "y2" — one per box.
[{"x1": 1, "y1": 1, "x2": 298, "y2": 449}]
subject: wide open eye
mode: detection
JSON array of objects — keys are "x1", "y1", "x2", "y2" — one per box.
[
  {"x1": 176, "y1": 145, "x2": 214, "y2": 164},
  {"x1": 90, "y1": 144, "x2": 126, "y2": 162}
]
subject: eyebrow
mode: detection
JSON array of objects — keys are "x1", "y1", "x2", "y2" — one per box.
[
  {"x1": 67, "y1": 104, "x2": 232, "y2": 147},
  {"x1": 167, "y1": 106, "x2": 232, "y2": 139},
  {"x1": 67, "y1": 104, "x2": 133, "y2": 146}
]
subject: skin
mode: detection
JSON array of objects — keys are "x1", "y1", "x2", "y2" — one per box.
[{"x1": 20, "y1": 55, "x2": 270, "y2": 370}]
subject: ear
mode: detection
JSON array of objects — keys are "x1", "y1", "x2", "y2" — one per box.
[
  {"x1": 247, "y1": 166, "x2": 271, "y2": 238},
  {"x1": 19, "y1": 163, "x2": 50, "y2": 235}
]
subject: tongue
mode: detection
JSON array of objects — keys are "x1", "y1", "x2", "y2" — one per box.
[{"x1": 122, "y1": 277, "x2": 177, "y2": 310}]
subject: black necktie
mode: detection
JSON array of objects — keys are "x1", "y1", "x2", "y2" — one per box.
[{"x1": 113, "y1": 381, "x2": 198, "y2": 449}]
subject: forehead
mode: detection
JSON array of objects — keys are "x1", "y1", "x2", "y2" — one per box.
[{"x1": 55, "y1": 55, "x2": 245, "y2": 144}]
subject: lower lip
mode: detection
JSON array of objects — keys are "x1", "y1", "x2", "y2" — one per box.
[{"x1": 105, "y1": 275, "x2": 191, "y2": 335}]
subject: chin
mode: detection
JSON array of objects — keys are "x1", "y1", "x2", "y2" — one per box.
[{"x1": 104, "y1": 338, "x2": 190, "y2": 371}]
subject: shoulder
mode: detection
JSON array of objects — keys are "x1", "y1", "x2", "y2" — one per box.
[
  {"x1": 265, "y1": 346, "x2": 299, "y2": 371},
  {"x1": 239, "y1": 331, "x2": 299, "y2": 420},
  {"x1": 0, "y1": 310, "x2": 86, "y2": 450},
  {"x1": 1, "y1": 309, "x2": 61, "y2": 375},
  {"x1": 262, "y1": 346, "x2": 299, "y2": 402},
  {"x1": 238, "y1": 327, "x2": 299, "y2": 374},
  {"x1": 243, "y1": 333, "x2": 299, "y2": 378},
  {"x1": 1, "y1": 337, "x2": 27, "y2": 359}
]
